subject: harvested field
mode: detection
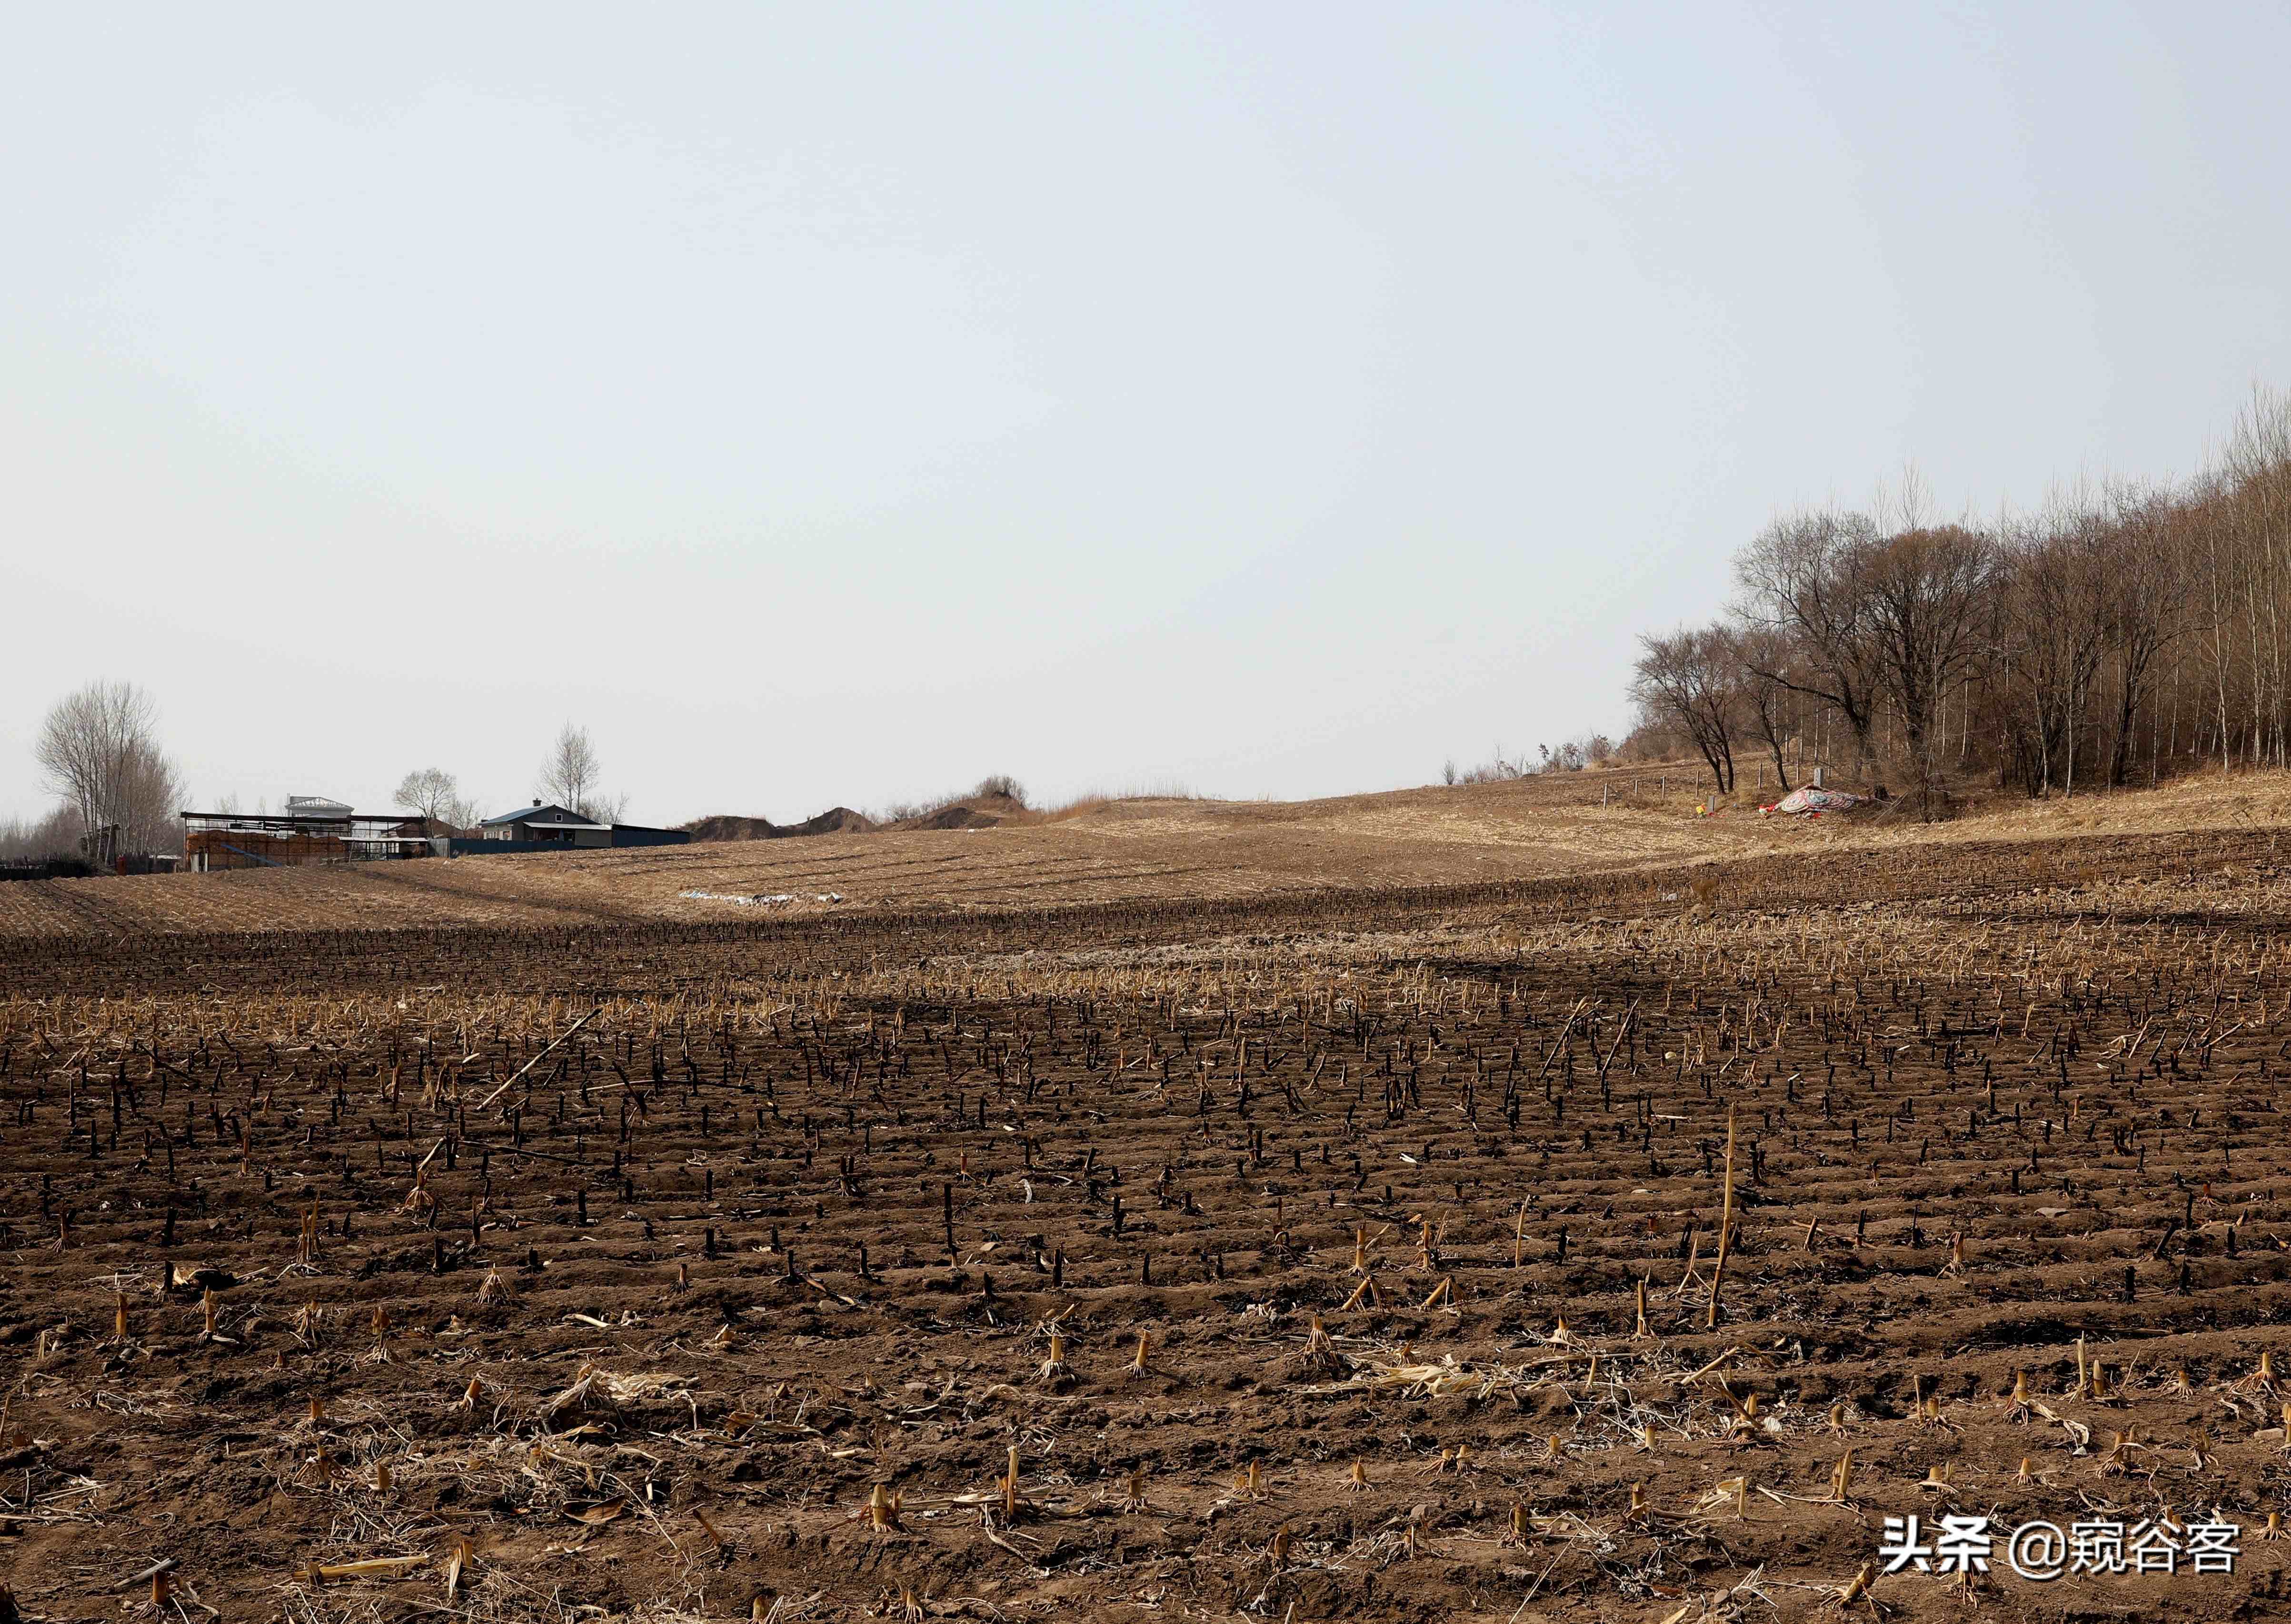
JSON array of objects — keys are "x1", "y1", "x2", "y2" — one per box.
[
  {"x1": 5, "y1": 783, "x2": 2291, "y2": 1621},
  {"x1": 9, "y1": 767, "x2": 2291, "y2": 941}
]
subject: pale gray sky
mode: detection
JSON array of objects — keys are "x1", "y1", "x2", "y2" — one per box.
[{"x1": 4, "y1": 4, "x2": 2286, "y2": 825}]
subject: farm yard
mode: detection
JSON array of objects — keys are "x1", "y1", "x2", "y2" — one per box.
[{"x1": 6, "y1": 784, "x2": 2291, "y2": 1622}]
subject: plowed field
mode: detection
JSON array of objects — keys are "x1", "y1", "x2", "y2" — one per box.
[{"x1": 4, "y1": 797, "x2": 2291, "y2": 1622}]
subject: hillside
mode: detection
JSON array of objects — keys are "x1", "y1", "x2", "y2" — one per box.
[{"x1": 3, "y1": 763, "x2": 2287, "y2": 940}]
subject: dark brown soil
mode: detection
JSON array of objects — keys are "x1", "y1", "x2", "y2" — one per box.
[{"x1": 2, "y1": 847, "x2": 2288, "y2": 1622}]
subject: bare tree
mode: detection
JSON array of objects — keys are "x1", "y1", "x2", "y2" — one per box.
[
  {"x1": 1630, "y1": 625, "x2": 1737, "y2": 793},
  {"x1": 1860, "y1": 522, "x2": 1999, "y2": 776},
  {"x1": 34, "y1": 680, "x2": 183, "y2": 858},
  {"x1": 0, "y1": 806, "x2": 86, "y2": 862},
  {"x1": 538, "y1": 725, "x2": 601, "y2": 816},
  {"x1": 116, "y1": 739, "x2": 185, "y2": 857},
  {"x1": 2098, "y1": 484, "x2": 2191, "y2": 785},
  {"x1": 1728, "y1": 624, "x2": 1799, "y2": 791},
  {"x1": 395, "y1": 768, "x2": 474, "y2": 829},
  {"x1": 1998, "y1": 498, "x2": 2110, "y2": 795},
  {"x1": 1733, "y1": 508, "x2": 1887, "y2": 768}
]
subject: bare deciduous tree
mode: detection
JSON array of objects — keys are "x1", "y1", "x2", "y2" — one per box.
[
  {"x1": 1729, "y1": 624, "x2": 1800, "y2": 792},
  {"x1": 1631, "y1": 625, "x2": 1737, "y2": 793},
  {"x1": 34, "y1": 680, "x2": 184, "y2": 858},
  {"x1": 1733, "y1": 507, "x2": 1888, "y2": 767},
  {"x1": 538, "y1": 725, "x2": 601, "y2": 817},
  {"x1": 2097, "y1": 484, "x2": 2191, "y2": 785},
  {"x1": 1860, "y1": 522, "x2": 1998, "y2": 776},
  {"x1": 395, "y1": 768, "x2": 474, "y2": 830},
  {"x1": 536, "y1": 727, "x2": 627, "y2": 822}
]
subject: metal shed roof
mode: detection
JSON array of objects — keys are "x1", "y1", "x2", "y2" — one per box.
[{"x1": 480, "y1": 803, "x2": 609, "y2": 830}]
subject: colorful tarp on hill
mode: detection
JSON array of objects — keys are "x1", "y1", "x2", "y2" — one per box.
[{"x1": 1769, "y1": 786, "x2": 1864, "y2": 815}]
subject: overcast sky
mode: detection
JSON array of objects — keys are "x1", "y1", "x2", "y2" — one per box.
[{"x1": 4, "y1": 4, "x2": 2286, "y2": 826}]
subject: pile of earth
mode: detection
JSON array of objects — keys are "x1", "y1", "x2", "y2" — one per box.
[
  {"x1": 891, "y1": 789, "x2": 1029, "y2": 830},
  {"x1": 678, "y1": 806, "x2": 877, "y2": 842}
]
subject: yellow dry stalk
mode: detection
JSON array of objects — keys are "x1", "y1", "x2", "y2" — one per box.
[
  {"x1": 1420, "y1": 1278, "x2": 1452, "y2": 1310},
  {"x1": 2014, "y1": 1456, "x2": 2034, "y2": 1484},
  {"x1": 305, "y1": 1555, "x2": 427, "y2": 1584},
  {"x1": 1000, "y1": 1446, "x2": 1021, "y2": 1520},
  {"x1": 1828, "y1": 1449, "x2": 1853, "y2": 1501},
  {"x1": 1346, "y1": 1459, "x2": 1369, "y2": 1492},
  {"x1": 1634, "y1": 1278, "x2": 1651, "y2": 1339},
  {"x1": 113, "y1": 1293, "x2": 128, "y2": 1343},
  {"x1": 1341, "y1": 1274, "x2": 1381, "y2": 1311},
  {"x1": 201, "y1": 1289, "x2": 218, "y2": 1339},
  {"x1": 1130, "y1": 1332, "x2": 1151, "y2": 1374},
  {"x1": 1120, "y1": 1466, "x2": 1148, "y2": 1510},
  {"x1": 1500, "y1": 1501, "x2": 1529, "y2": 1545},
  {"x1": 1836, "y1": 1563, "x2": 1875, "y2": 1605},
  {"x1": 1268, "y1": 1526, "x2": 1292, "y2": 1565}
]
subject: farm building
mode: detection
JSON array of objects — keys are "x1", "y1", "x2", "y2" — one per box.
[
  {"x1": 450, "y1": 802, "x2": 689, "y2": 854},
  {"x1": 182, "y1": 795, "x2": 430, "y2": 871},
  {"x1": 479, "y1": 802, "x2": 605, "y2": 843}
]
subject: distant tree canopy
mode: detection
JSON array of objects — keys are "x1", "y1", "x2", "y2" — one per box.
[{"x1": 1621, "y1": 385, "x2": 2291, "y2": 799}]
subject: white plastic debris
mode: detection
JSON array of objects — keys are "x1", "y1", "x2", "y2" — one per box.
[{"x1": 679, "y1": 889, "x2": 845, "y2": 906}]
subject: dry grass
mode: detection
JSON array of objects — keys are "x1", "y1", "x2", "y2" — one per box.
[{"x1": 3, "y1": 763, "x2": 2289, "y2": 941}]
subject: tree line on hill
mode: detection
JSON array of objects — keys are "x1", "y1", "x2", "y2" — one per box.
[{"x1": 1623, "y1": 385, "x2": 2291, "y2": 804}]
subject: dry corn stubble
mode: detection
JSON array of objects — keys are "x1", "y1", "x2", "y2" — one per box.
[{"x1": 10, "y1": 810, "x2": 2291, "y2": 1622}]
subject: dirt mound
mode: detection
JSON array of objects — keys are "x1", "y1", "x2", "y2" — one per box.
[
  {"x1": 911, "y1": 802, "x2": 1004, "y2": 830},
  {"x1": 784, "y1": 804, "x2": 876, "y2": 836},
  {"x1": 680, "y1": 806, "x2": 877, "y2": 842},
  {"x1": 891, "y1": 790, "x2": 1029, "y2": 832}
]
